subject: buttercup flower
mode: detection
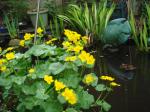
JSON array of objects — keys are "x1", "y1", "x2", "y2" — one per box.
[
  {"x1": 19, "y1": 40, "x2": 25, "y2": 47},
  {"x1": 37, "y1": 27, "x2": 43, "y2": 34},
  {"x1": 6, "y1": 52, "x2": 15, "y2": 60},
  {"x1": 44, "y1": 75, "x2": 54, "y2": 84},
  {"x1": 84, "y1": 73, "x2": 95, "y2": 85},
  {"x1": 73, "y1": 45, "x2": 83, "y2": 53},
  {"x1": 62, "y1": 41, "x2": 72, "y2": 49},
  {"x1": 28, "y1": 68, "x2": 35, "y2": 74},
  {"x1": 110, "y1": 82, "x2": 120, "y2": 87},
  {"x1": 61, "y1": 88, "x2": 77, "y2": 105},
  {"x1": 54, "y1": 80, "x2": 66, "y2": 91},
  {"x1": 0, "y1": 59, "x2": 6, "y2": 65},
  {"x1": 86, "y1": 55, "x2": 95, "y2": 65},
  {"x1": 100, "y1": 75, "x2": 115, "y2": 81}
]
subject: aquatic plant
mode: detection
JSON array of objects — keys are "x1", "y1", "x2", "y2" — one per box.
[
  {"x1": 58, "y1": 1, "x2": 115, "y2": 41},
  {"x1": 0, "y1": 28, "x2": 120, "y2": 111}
]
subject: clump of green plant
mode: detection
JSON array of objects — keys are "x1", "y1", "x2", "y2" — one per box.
[
  {"x1": 58, "y1": 1, "x2": 115, "y2": 41},
  {"x1": 3, "y1": 14, "x2": 18, "y2": 39},
  {"x1": 0, "y1": 28, "x2": 120, "y2": 112},
  {"x1": 130, "y1": 4, "x2": 150, "y2": 52},
  {"x1": 50, "y1": 17, "x2": 64, "y2": 39}
]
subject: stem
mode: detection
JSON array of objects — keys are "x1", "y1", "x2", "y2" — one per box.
[{"x1": 34, "y1": 0, "x2": 41, "y2": 45}]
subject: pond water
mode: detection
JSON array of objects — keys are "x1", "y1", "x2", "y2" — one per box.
[{"x1": 95, "y1": 44, "x2": 150, "y2": 112}]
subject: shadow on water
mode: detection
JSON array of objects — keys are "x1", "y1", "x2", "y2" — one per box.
[{"x1": 95, "y1": 44, "x2": 150, "y2": 112}]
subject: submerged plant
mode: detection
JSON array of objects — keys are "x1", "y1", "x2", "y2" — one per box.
[
  {"x1": 58, "y1": 1, "x2": 115, "y2": 41},
  {"x1": 0, "y1": 28, "x2": 120, "y2": 112}
]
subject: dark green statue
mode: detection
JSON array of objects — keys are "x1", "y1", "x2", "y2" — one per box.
[{"x1": 102, "y1": 18, "x2": 131, "y2": 45}]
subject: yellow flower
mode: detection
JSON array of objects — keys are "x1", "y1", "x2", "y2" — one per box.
[
  {"x1": 46, "y1": 38, "x2": 57, "y2": 44},
  {"x1": 28, "y1": 68, "x2": 35, "y2": 74},
  {"x1": 6, "y1": 47, "x2": 14, "y2": 51},
  {"x1": 78, "y1": 51, "x2": 89, "y2": 62},
  {"x1": 82, "y1": 36, "x2": 88, "y2": 44},
  {"x1": 65, "y1": 56, "x2": 77, "y2": 62},
  {"x1": 73, "y1": 45, "x2": 83, "y2": 53},
  {"x1": 100, "y1": 76, "x2": 115, "y2": 81},
  {"x1": 37, "y1": 27, "x2": 43, "y2": 34},
  {"x1": 0, "y1": 66, "x2": 7, "y2": 72},
  {"x1": 19, "y1": 40, "x2": 25, "y2": 47},
  {"x1": 54, "y1": 80, "x2": 66, "y2": 91},
  {"x1": 5, "y1": 52, "x2": 15, "y2": 60},
  {"x1": 0, "y1": 47, "x2": 2, "y2": 53},
  {"x1": 110, "y1": 82, "x2": 120, "y2": 87},
  {"x1": 44, "y1": 75, "x2": 54, "y2": 84},
  {"x1": 24, "y1": 33, "x2": 34, "y2": 40},
  {"x1": 0, "y1": 59, "x2": 6, "y2": 65},
  {"x1": 84, "y1": 73, "x2": 95, "y2": 85},
  {"x1": 61, "y1": 88, "x2": 77, "y2": 105},
  {"x1": 86, "y1": 55, "x2": 95, "y2": 65},
  {"x1": 62, "y1": 41, "x2": 72, "y2": 49}
]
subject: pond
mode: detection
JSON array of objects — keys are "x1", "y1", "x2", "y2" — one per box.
[{"x1": 95, "y1": 44, "x2": 150, "y2": 112}]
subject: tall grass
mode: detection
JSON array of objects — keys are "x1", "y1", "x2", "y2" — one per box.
[{"x1": 58, "y1": 1, "x2": 115, "y2": 41}]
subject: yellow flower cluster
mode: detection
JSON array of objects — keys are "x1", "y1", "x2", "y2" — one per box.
[
  {"x1": 84, "y1": 73, "x2": 95, "y2": 85},
  {"x1": 44, "y1": 75, "x2": 54, "y2": 84},
  {"x1": 61, "y1": 88, "x2": 77, "y2": 105},
  {"x1": 100, "y1": 75, "x2": 120, "y2": 87},
  {"x1": 78, "y1": 51, "x2": 95, "y2": 65},
  {"x1": 5, "y1": 52, "x2": 15, "y2": 60},
  {"x1": 0, "y1": 59, "x2": 6, "y2": 65},
  {"x1": 0, "y1": 58, "x2": 7, "y2": 72},
  {"x1": 64, "y1": 29, "x2": 81, "y2": 43},
  {"x1": 63, "y1": 30, "x2": 95, "y2": 65},
  {"x1": 43, "y1": 75, "x2": 77, "y2": 105}
]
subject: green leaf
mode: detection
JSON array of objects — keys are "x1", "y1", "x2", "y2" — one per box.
[
  {"x1": 96, "y1": 100, "x2": 111, "y2": 112},
  {"x1": 57, "y1": 94, "x2": 66, "y2": 104},
  {"x1": 65, "y1": 108, "x2": 78, "y2": 112},
  {"x1": 77, "y1": 88, "x2": 95, "y2": 109},
  {"x1": 36, "y1": 88, "x2": 49, "y2": 100},
  {"x1": 60, "y1": 70, "x2": 81, "y2": 88},
  {"x1": 11, "y1": 76, "x2": 26, "y2": 85},
  {"x1": 95, "y1": 84, "x2": 106, "y2": 92},
  {"x1": 49, "y1": 62, "x2": 65, "y2": 75},
  {"x1": 22, "y1": 84, "x2": 37, "y2": 95},
  {"x1": 41, "y1": 100, "x2": 63, "y2": 112}
]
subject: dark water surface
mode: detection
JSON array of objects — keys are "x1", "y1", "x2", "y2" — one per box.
[{"x1": 95, "y1": 45, "x2": 150, "y2": 112}]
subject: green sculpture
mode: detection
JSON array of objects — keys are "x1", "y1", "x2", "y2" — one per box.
[{"x1": 102, "y1": 18, "x2": 131, "y2": 45}]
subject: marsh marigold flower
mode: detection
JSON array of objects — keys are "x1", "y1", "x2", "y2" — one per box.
[
  {"x1": 6, "y1": 52, "x2": 15, "y2": 60},
  {"x1": 54, "y1": 80, "x2": 66, "y2": 91},
  {"x1": 73, "y1": 45, "x2": 83, "y2": 53},
  {"x1": 37, "y1": 27, "x2": 43, "y2": 34},
  {"x1": 84, "y1": 73, "x2": 95, "y2": 85},
  {"x1": 86, "y1": 55, "x2": 95, "y2": 65},
  {"x1": 100, "y1": 75, "x2": 115, "y2": 81},
  {"x1": 28, "y1": 68, "x2": 35, "y2": 74},
  {"x1": 0, "y1": 66, "x2": 7, "y2": 72},
  {"x1": 61, "y1": 88, "x2": 77, "y2": 105},
  {"x1": 65, "y1": 56, "x2": 77, "y2": 62},
  {"x1": 19, "y1": 40, "x2": 25, "y2": 47},
  {"x1": 6, "y1": 47, "x2": 14, "y2": 51},
  {"x1": 44, "y1": 75, "x2": 54, "y2": 84},
  {"x1": 24, "y1": 33, "x2": 34, "y2": 40},
  {"x1": 62, "y1": 41, "x2": 72, "y2": 49},
  {"x1": 110, "y1": 82, "x2": 120, "y2": 87},
  {"x1": 0, "y1": 59, "x2": 6, "y2": 65}
]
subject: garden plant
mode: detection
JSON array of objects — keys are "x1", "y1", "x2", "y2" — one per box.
[{"x1": 0, "y1": 28, "x2": 120, "y2": 112}]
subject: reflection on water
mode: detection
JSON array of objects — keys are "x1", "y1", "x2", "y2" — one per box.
[{"x1": 95, "y1": 45, "x2": 150, "y2": 112}]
